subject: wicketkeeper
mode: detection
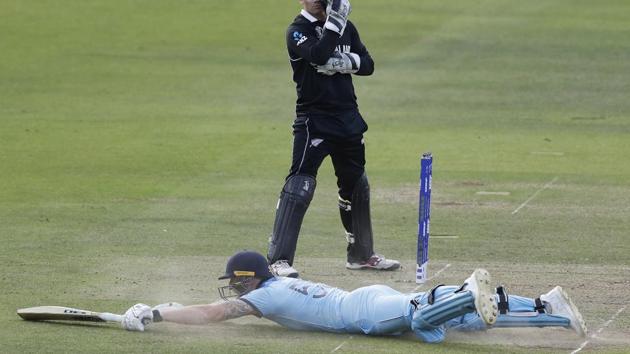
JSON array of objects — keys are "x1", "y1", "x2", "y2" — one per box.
[
  {"x1": 122, "y1": 251, "x2": 587, "y2": 343},
  {"x1": 267, "y1": 0, "x2": 400, "y2": 278}
]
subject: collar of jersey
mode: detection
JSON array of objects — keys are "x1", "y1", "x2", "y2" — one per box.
[
  {"x1": 300, "y1": 9, "x2": 319, "y2": 23},
  {"x1": 260, "y1": 277, "x2": 278, "y2": 288}
]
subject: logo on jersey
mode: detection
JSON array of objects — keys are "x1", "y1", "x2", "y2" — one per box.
[
  {"x1": 335, "y1": 44, "x2": 351, "y2": 53},
  {"x1": 310, "y1": 138, "x2": 323, "y2": 147},
  {"x1": 293, "y1": 31, "x2": 308, "y2": 46}
]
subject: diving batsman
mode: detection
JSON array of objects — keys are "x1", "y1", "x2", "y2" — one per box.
[{"x1": 121, "y1": 250, "x2": 587, "y2": 344}]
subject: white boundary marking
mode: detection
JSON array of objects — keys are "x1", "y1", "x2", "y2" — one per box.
[
  {"x1": 511, "y1": 176, "x2": 558, "y2": 215},
  {"x1": 531, "y1": 151, "x2": 565, "y2": 156},
  {"x1": 330, "y1": 336, "x2": 353, "y2": 353},
  {"x1": 413, "y1": 263, "x2": 452, "y2": 291},
  {"x1": 570, "y1": 306, "x2": 626, "y2": 354},
  {"x1": 476, "y1": 191, "x2": 510, "y2": 195}
]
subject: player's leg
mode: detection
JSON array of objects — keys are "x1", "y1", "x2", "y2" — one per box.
[
  {"x1": 331, "y1": 136, "x2": 399, "y2": 270},
  {"x1": 411, "y1": 269, "x2": 498, "y2": 343},
  {"x1": 267, "y1": 117, "x2": 331, "y2": 277},
  {"x1": 447, "y1": 286, "x2": 586, "y2": 337}
]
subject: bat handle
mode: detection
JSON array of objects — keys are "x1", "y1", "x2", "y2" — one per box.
[{"x1": 99, "y1": 312, "x2": 124, "y2": 323}]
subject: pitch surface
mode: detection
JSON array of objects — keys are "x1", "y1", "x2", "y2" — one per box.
[{"x1": 1, "y1": 0, "x2": 629, "y2": 352}]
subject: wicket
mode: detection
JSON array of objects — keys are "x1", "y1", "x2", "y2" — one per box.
[{"x1": 416, "y1": 152, "x2": 433, "y2": 283}]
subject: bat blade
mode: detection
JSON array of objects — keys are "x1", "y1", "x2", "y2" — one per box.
[{"x1": 17, "y1": 306, "x2": 123, "y2": 323}]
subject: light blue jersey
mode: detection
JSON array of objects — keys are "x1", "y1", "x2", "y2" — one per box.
[
  {"x1": 241, "y1": 277, "x2": 573, "y2": 343},
  {"x1": 241, "y1": 277, "x2": 415, "y2": 334},
  {"x1": 241, "y1": 277, "x2": 348, "y2": 331}
]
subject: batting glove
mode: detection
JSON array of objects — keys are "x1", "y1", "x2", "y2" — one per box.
[{"x1": 122, "y1": 303, "x2": 153, "y2": 332}]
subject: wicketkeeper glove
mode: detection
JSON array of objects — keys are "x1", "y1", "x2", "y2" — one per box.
[
  {"x1": 315, "y1": 51, "x2": 361, "y2": 75},
  {"x1": 324, "y1": 0, "x2": 351, "y2": 36}
]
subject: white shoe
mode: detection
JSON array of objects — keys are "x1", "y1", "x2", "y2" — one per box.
[
  {"x1": 346, "y1": 254, "x2": 401, "y2": 270},
  {"x1": 540, "y1": 286, "x2": 587, "y2": 337},
  {"x1": 269, "y1": 260, "x2": 299, "y2": 278},
  {"x1": 464, "y1": 268, "x2": 498, "y2": 326}
]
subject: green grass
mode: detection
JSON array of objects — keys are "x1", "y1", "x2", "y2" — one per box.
[{"x1": 1, "y1": 0, "x2": 629, "y2": 352}]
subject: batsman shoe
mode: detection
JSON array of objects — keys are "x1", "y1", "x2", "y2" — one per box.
[
  {"x1": 463, "y1": 268, "x2": 498, "y2": 326},
  {"x1": 540, "y1": 286, "x2": 587, "y2": 337},
  {"x1": 269, "y1": 260, "x2": 299, "y2": 278},
  {"x1": 346, "y1": 254, "x2": 401, "y2": 271}
]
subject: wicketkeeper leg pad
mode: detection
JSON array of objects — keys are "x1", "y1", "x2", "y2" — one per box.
[
  {"x1": 344, "y1": 173, "x2": 375, "y2": 263},
  {"x1": 267, "y1": 174, "x2": 316, "y2": 265}
]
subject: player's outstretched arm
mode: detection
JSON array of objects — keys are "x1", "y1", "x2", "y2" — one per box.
[{"x1": 155, "y1": 300, "x2": 257, "y2": 325}]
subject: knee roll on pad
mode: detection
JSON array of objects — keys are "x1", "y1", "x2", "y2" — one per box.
[
  {"x1": 411, "y1": 291, "x2": 476, "y2": 330},
  {"x1": 283, "y1": 174, "x2": 316, "y2": 201}
]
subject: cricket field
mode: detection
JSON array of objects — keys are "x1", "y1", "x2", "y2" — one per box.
[{"x1": 1, "y1": 1, "x2": 629, "y2": 353}]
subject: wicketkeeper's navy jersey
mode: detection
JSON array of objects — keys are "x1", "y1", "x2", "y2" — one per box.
[{"x1": 286, "y1": 10, "x2": 374, "y2": 115}]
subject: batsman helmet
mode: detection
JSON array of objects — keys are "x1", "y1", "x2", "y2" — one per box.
[
  {"x1": 218, "y1": 250, "x2": 273, "y2": 300},
  {"x1": 218, "y1": 250, "x2": 273, "y2": 281}
]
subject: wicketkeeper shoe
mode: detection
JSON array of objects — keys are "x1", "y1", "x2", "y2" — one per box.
[
  {"x1": 464, "y1": 268, "x2": 498, "y2": 326},
  {"x1": 540, "y1": 286, "x2": 587, "y2": 337},
  {"x1": 269, "y1": 260, "x2": 299, "y2": 278},
  {"x1": 346, "y1": 254, "x2": 401, "y2": 271}
]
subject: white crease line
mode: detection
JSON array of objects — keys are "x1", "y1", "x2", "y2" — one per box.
[
  {"x1": 476, "y1": 191, "x2": 510, "y2": 196},
  {"x1": 330, "y1": 336, "x2": 352, "y2": 353},
  {"x1": 511, "y1": 176, "x2": 558, "y2": 215},
  {"x1": 570, "y1": 306, "x2": 626, "y2": 354},
  {"x1": 531, "y1": 151, "x2": 565, "y2": 156},
  {"x1": 413, "y1": 264, "x2": 451, "y2": 291},
  {"x1": 431, "y1": 236, "x2": 459, "y2": 239}
]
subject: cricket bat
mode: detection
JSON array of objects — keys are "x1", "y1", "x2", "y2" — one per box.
[{"x1": 17, "y1": 306, "x2": 123, "y2": 323}]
